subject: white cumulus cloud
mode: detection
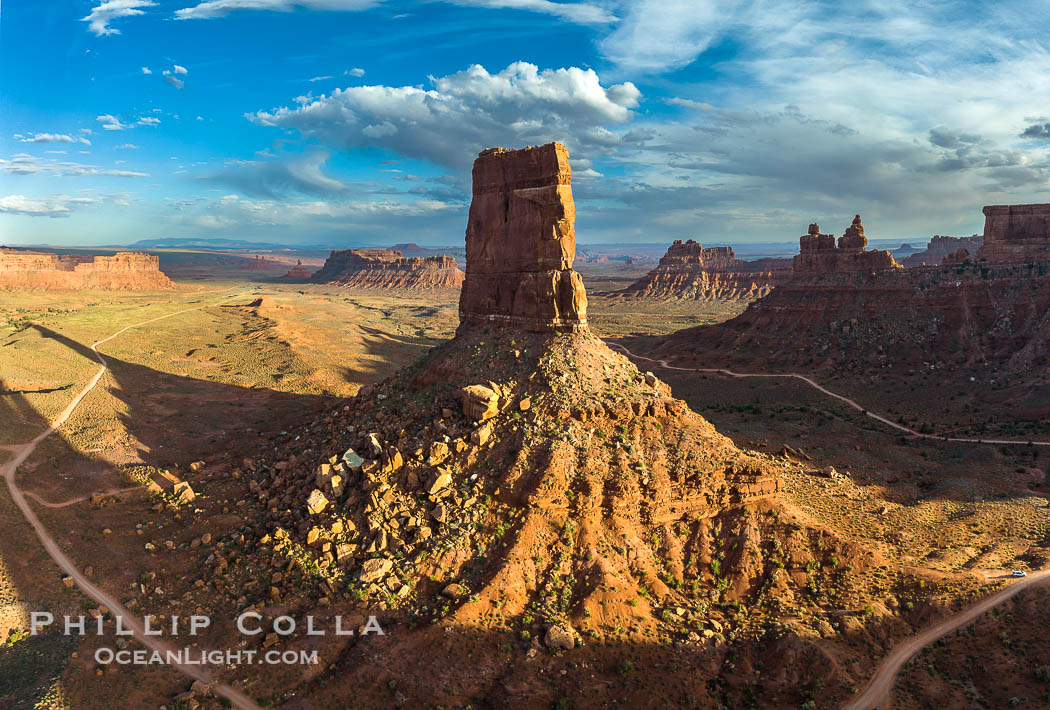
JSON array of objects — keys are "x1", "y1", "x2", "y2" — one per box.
[{"x1": 249, "y1": 62, "x2": 641, "y2": 169}]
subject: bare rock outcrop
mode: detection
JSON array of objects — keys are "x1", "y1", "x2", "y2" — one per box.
[
  {"x1": 941, "y1": 248, "x2": 971, "y2": 265},
  {"x1": 284, "y1": 259, "x2": 312, "y2": 279},
  {"x1": 793, "y1": 216, "x2": 899, "y2": 276},
  {"x1": 458, "y1": 142, "x2": 587, "y2": 332},
  {"x1": 0, "y1": 249, "x2": 174, "y2": 290},
  {"x1": 311, "y1": 249, "x2": 464, "y2": 289},
  {"x1": 977, "y1": 203, "x2": 1050, "y2": 263},
  {"x1": 621, "y1": 239, "x2": 792, "y2": 301},
  {"x1": 650, "y1": 207, "x2": 1050, "y2": 374},
  {"x1": 902, "y1": 235, "x2": 983, "y2": 267}
]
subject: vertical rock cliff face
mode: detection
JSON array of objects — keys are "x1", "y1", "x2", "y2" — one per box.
[
  {"x1": 0, "y1": 249, "x2": 173, "y2": 290},
  {"x1": 458, "y1": 143, "x2": 587, "y2": 332},
  {"x1": 621, "y1": 239, "x2": 792, "y2": 301},
  {"x1": 978, "y1": 204, "x2": 1050, "y2": 263}
]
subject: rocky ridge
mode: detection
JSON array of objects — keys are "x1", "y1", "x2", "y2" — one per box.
[
  {"x1": 311, "y1": 248, "x2": 464, "y2": 289},
  {"x1": 0, "y1": 248, "x2": 174, "y2": 290}
]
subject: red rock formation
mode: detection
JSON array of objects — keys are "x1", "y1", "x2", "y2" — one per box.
[
  {"x1": 458, "y1": 142, "x2": 587, "y2": 332},
  {"x1": 837, "y1": 214, "x2": 867, "y2": 251},
  {"x1": 312, "y1": 249, "x2": 464, "y2": 289},
  {"x1": 794, "y1": 217, "x2": 899, "y2": 275},
  {"x1": 941, "y1": 248, "x2": 971, "y2": 265},
  {"x1": 0, "y1": 249, "x2": 174, "y2": 290},
  {"x1": 284, "y1": 259, "x2": 313, "y2": 279},
  {"x1": 654, "y1": 261, "x2": 1050, "y2": 373},
  {"x1": 902, "y1": 235, "x2": 983, "y2": 267},
  {"x1": 622, "y1": 239, "x2": 792, "y2": 301},
  {"x1": 977, "y1": 203, "x2": 1050, "y2": 263}
]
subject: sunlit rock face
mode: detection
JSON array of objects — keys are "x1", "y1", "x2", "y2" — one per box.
[{"x1": 458, "y1": 142, "x2": 588, "y2": 333}]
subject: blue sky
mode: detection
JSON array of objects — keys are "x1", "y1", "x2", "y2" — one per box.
[{"x1": 2, "y1": 1, "x2": 1050, "y2": 247}]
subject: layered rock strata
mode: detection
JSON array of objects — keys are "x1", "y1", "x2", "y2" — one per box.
[
  {"x1": 977, "y1": 203, "x2": 1050, "y2": 263},
  {"x1": 284, "y1": 259, "x2": 313, "y2": 279},
  {"x1": 794, "y1": 217, "x2": 899, "y2": 275},
  {"x1": 0, "y1": 249, "x2": 174, "y2": 290},
  {"x1": 458, "y1": 143, "x2": 587, "y2": 332},
  {"x1": 622, "y1": 239, "x2": 792, "y2": 300},
  {"x1": 311, "y1": 249, "x2": 464, "y2": 289},
  {"x1": 902, "y1": 235, "x2": 983, "y2": 267}
]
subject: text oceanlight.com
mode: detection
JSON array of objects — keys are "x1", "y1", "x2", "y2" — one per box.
[{"x1": 94, "y1": 648, "x2": 319, "y2": 666}]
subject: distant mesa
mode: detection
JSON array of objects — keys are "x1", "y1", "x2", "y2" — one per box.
[
  {"x1": 794, "y1": 215, "x2": 900, "y2": 275},
  {"x1": 621, "y1": 238, "x2": 792, "y2": 301},
  {"x1": 902, "y1": 234, "x2": 983, "y2": 267},
  {"x1": 977, "y1": 203, "x2": 1050, "y2": 263},
  {"x1": 284, "y1": 259, "x2": 312, "y2": 279},
  {"x1": 458, "y1": 142, "x2": 587, "y2": 331},
  {"x1": 0, "y1": 248, "x2": 173, "y2": 290},
  {"x1": 311, "y1": 248, "x2": 464, "y2": 289},
  {"x1": 242, "y1": 254, "x2": 283, "y2": 271}
]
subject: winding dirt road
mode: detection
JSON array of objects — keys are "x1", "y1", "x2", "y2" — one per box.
[
  {"x1": 606, "y1": 342, "x2": 1050, "y2": 447},
  {"x1": 608, "y1": 340, "x2": 1050, "y2": 707},
  {"x1": 1, "y1": 296, "x2": 260, "y2": 710},
  {"x1": 24, "y1": 486, "x2": 141, "y2": 509},
  {"x1": 842, "y1": 570, "x2": 1050, "y2": 710}
]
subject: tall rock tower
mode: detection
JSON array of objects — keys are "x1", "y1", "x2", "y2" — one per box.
[{"x1": 458, "y1": 142, "x2": 588, "y2": 332}]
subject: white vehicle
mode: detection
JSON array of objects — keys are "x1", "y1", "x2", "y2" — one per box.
[{"x1": 1012, "y1": 570, "x2": 1028, "y2": 577}]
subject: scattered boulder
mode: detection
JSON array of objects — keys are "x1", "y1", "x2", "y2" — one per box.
[
  {"x1": 358, "y1": 558, "x2": 393, "y2": 584},
  {"x1": 544, "y1": 623, "x2": 575, "y2": 651},
  {"x1": 306, "y1": 489, "x2": 329, "y2": 515},
  {"x1": 425, "y1": 469, "x2": 453, "y2": 496},
  {"x1": 173, "y1": 481, "x2": 195, "y2": 504},
  {"x1": 460, "y1": 385, "x2": 500, "y2": 421}
]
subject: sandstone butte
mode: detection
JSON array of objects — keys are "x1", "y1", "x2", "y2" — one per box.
[
  {"x1": 311, "y1": 248, "x2": 464, "y2": 289},
  {"x1": 215, "y1": 143, "x2": 908, "y2": 706},
  {"x1": 793, "y1": 215, "x2": 900, "y2": 275},
  {"x1": 283, "y1": 259, "x2": 313, "y2": 279},
  {"x1": 0, "y1": 248, "x2": 173, "y2": 290},
  {"x1": 901, "y1": 234, "x2": 983, "y2": 267},
  {"x1": 650, "y1": 205, "x2": 1050, "y2": 374},
  {"x1": 620, "y1": 238, "x2": 792, "y2": 301}
]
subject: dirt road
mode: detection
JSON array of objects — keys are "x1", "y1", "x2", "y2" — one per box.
[
  {"x1": 607, "y1": 342, "x2": 1050, "y2": 447},
  {"x1": 1, "y1": 295, "x2": 261, "y2": 710},
  {"x1": 842, "y1": 570, "x2": 1050, "y2": 709}
]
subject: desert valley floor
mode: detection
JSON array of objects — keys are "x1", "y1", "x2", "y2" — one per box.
[{"x1": 1, "y1": 263, "x2": 1049, "y2": 709}]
